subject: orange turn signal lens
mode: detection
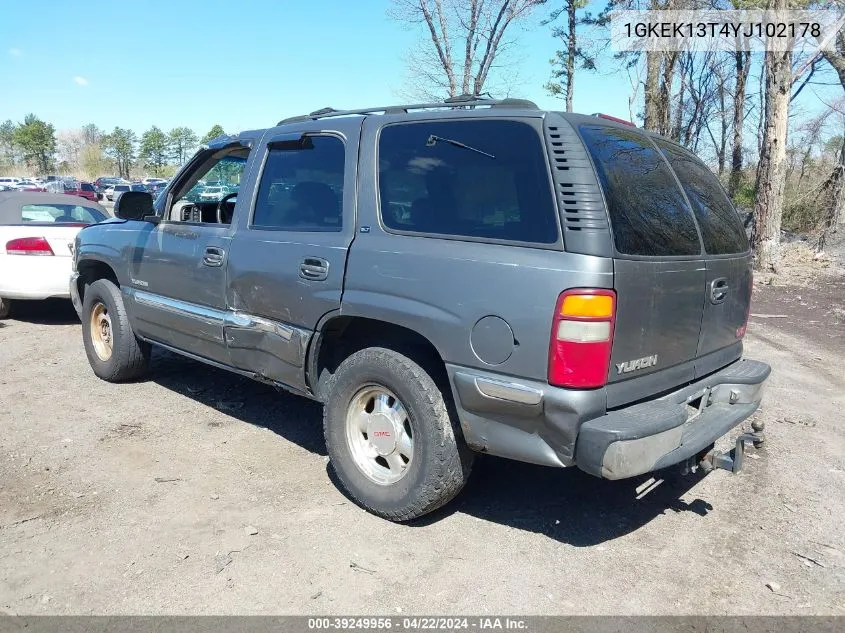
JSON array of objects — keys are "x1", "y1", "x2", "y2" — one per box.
[{"x1": 560, "y1": 294, "x2": 614, "y2": 319}]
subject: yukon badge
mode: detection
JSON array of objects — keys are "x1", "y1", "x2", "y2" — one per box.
[{"x1": 616, "y1": 354, "x2": 658, "y2": 375}]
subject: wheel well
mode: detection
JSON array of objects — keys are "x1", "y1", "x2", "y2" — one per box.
[
  {"x1": 311, "y1": 316, "x2": 448, "y2": 400},
  {"x1": 76, "y1": 260, "x2": 119, "y2": 302}
]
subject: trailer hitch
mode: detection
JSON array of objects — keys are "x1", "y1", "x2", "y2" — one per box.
[{"x1": 698, "y1": 419, "x2": 766, "y2": 474}]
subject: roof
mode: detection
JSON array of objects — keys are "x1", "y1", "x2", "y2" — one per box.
[
  {"x1": 276, "y1": 96, "x2": 540, "y2": 126},
  {"x1": 0, "y1": 191, "x2": 108, "y2": 224}
]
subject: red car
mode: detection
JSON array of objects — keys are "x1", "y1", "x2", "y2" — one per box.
[{"x1": 46, "y1": 180, "x2": 98, "y2": 202}]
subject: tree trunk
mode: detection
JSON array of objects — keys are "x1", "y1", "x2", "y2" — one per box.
[
  {"x1": 658, "y1": 52, "x2": 676, "y2": 136},
  {"x1": 753, "y1": 17, "x2": 791, "y2": 272},
  {"x1": 819, "y1": 133, "x2": 845, "y2": 252},
  {"x1": 644, "y1": 51, "x2": 661, "y2": 132},
  {"x1": 728, "y1": 51, "x2": 750, "y2": 198},
  {"x1": 565, "y1": 0, "x2": 576, "y2": 112}
]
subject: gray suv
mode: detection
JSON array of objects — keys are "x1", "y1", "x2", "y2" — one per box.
[{"x1": 70, "y1": 97, "x2": 770, "y2": 521}]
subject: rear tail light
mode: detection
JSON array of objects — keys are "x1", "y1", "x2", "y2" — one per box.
[
  {"x1": 6, "y1": 237, "x2": 54, "y2": 256},
  {"x1": 548, "y1": 289, "x2": 616, "y2": 388}
]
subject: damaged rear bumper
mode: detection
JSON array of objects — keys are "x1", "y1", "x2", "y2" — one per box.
[{"x1": 575, "y1": 359, "x2": 770, "y2": 479}]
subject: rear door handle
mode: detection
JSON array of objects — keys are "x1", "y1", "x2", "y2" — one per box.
[
  {"x1": 710, "y1": 277, "x2": 729, "y2": 304},
  {"x1": 299, "y1": 257, "x2": 329, "y2": 281},
  {"x1": 203, "y1": 246, "x2": 225, "y2": 267}
]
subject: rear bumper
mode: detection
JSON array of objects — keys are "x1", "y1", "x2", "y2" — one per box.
[
  {"x1": 448, "y1": 358, "x2": 770, "y2": 478},
  {"x1": 0, "y1": 255, "x2": 73, "y2": 300}
]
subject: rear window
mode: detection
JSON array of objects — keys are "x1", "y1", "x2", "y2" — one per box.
[
  {"x1": 19, "y1": 204, "x2": 105, "y2": 224},
  {"x1": 579, "y1": 125, "x2": 701, "y2": 256},
  {"x1": 655, "y1": 140, "x2": 748, "y2": 255},
  {"x1": 378, "y1": 120, "x2": 558, "y2": 244}
]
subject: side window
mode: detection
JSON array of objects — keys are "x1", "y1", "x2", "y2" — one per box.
[
  {"x1": 169, "y1": 152, "x2": 249, "y2": 223},
  {"x1": 578, "y1": 125, "x2": 701, "y2": 256},
  {"x1": 378, "y1": 120, "x2": 558, "y2": 244},
  {"x1": 655, "y1": 140, "x2": 749, "y2": 255},
  {"x1": 251, "y1": 135, "x2": 344, "y2": 232}
]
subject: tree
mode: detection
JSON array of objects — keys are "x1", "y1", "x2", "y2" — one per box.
[
  {"x1": 390, "y1": 0, "x2": 543, "y2": 98},
  {"x1": 200, "y1": 124, "x2": 226, "y2": 145},
  {"x1": 818, "y1": 20, "x2": 845, "y2": 250},
  {"x1": 57, "y1": 129, "x2": 85, "y2": 170},
  {"x1": 12, "y1": 114, "x2": 56, "y2": 175},
  {"x1": 139, "y1": 126, "x2": 170, "y2": 176},
  {"x1": 544, "y1": 0, "x2": 594, "y2": 112},
  {"x1": 102, "y1": 127, "x2": 137, "y2": 179},
  {"x1": 0, "y1": 120, "x2": 17, "y2": 167},
  {"x1": 728, "y1": 50, "x2": 751, "y2": 198},
  {"x1": 80, "y1": 144, "x2": 111, "y2": 180},
  {"x1": 168, "y1": 127, "x2": 198, "y2": 165},
  {"x1": 82, "y1": 123, "x2": 102, "y2": 146},
  {"x1": 753, "y1": 0, "x2": 792, "y2": 272}
]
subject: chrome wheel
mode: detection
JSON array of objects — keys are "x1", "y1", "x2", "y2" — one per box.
[
  {"x1": 89, "y1": 301, "x2": 113, "y2": 362},
  {"x1": 345, "y1": 386, "x2": 414, "y2": 485}
]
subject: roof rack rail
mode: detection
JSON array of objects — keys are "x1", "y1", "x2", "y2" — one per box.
[{"x1": 276, "y1": 96, "x2": 538, "y2": 125}]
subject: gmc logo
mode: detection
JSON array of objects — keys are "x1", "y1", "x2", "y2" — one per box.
[{"x1": 373, "y1": 431, "x2": 391, "y2": 437}]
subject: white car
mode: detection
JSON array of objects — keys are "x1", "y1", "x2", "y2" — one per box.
[
  {"x1": 199, "y1": 186, "x2": 229, "y2": 201},
  {"x1": 105, "y1": 183, "x2": 131, "y2": 201},
  {"x1": 0, "y1": 177, "x2": 22, "y2": 188},
  {"x1": 141, "y1": 177, "x2": 167, "y2": 186},
  {"x1": 0, "y1": 191, "x2": 108, "y2": 318}
]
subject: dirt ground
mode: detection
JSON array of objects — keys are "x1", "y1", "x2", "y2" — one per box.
[{"x1": 1, "y1": 273, "x2": 844, "y2": 615}]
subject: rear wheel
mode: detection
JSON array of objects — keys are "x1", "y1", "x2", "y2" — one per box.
[
  {"x1": 81, "y1": 279, "x2": 150, "y2": 381},
  {"x1": 0, "y1": 298, "x2": 10, "y2": 319},
  {"x1": 323, "y1": 347, "x2": 473, "y2": 521}
]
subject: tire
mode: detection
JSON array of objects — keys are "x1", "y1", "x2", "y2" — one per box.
[
  {"x1": 0, "y1": 298, "x2": 10, "y2": 319},
  {"x1": 81, "y1": 279, "x2": 150, "y2": 382},
  {"x1": 323, "y1": 347, "x2": 473, "y2": 521}
]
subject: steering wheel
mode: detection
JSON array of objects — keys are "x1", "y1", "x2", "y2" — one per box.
[{"x1": 216, "y1": 192, "x2": 238, "y2": 224}]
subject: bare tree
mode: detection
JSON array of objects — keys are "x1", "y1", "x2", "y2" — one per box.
[
  {"x1": 391, "y1": 0, "x2": 543, "y2": 98},
  {"x1": 753, "y1": 0, "x2": 793, "y2": 272}
]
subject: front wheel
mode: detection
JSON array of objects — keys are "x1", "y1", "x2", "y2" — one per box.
[
  {"x1": 81, "y1": 279, "x2": 150, "y2": 382},
  {"x1": 323, "y1": 347, "x2": 473, "y2": 521}
]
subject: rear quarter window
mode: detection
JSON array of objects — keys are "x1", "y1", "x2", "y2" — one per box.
[
  {"x1": 655, "y1": 140, "x2": 749, "y2": 255},
  {"x1": 578, "y1": 124, "x2": 701, "y2": 256},
  {"x1": 378, "y1": 119, "x2": 558, "y2": 244}
]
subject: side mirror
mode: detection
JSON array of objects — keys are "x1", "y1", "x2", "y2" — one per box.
[{"x1": 114, "y1": 191, "x2": 155, "y2": 221}]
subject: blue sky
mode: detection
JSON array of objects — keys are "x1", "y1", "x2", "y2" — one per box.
[{"x1": 0, "y1": 0, "x2": 837, "y2": 137}]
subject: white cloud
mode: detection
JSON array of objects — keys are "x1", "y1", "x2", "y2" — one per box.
[
  {"x1": 73, "y1": 76, "x2": 89, "y2": 86},
  {"x1": 9, "y1": 48, "x2": 22, "y2": 57}
]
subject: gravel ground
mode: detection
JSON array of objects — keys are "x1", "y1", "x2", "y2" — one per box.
[{"x1": 0, "y1": 280, "x2": 843, "y2": 615}]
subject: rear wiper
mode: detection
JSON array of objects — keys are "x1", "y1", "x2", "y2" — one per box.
[{"x1": 426, "y1": 135, "x2": 495, "y2": 159}]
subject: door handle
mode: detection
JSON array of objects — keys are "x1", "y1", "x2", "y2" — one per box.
[
  {"x1": 203, "y1": 246, "x2": 225, "y2": 267},
  {"x1": 710, "y1": 277, "x2": 729, "y2": 304},
  {"x1": 299, "y1": 257, "x2": 329, "y2": 281}
]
